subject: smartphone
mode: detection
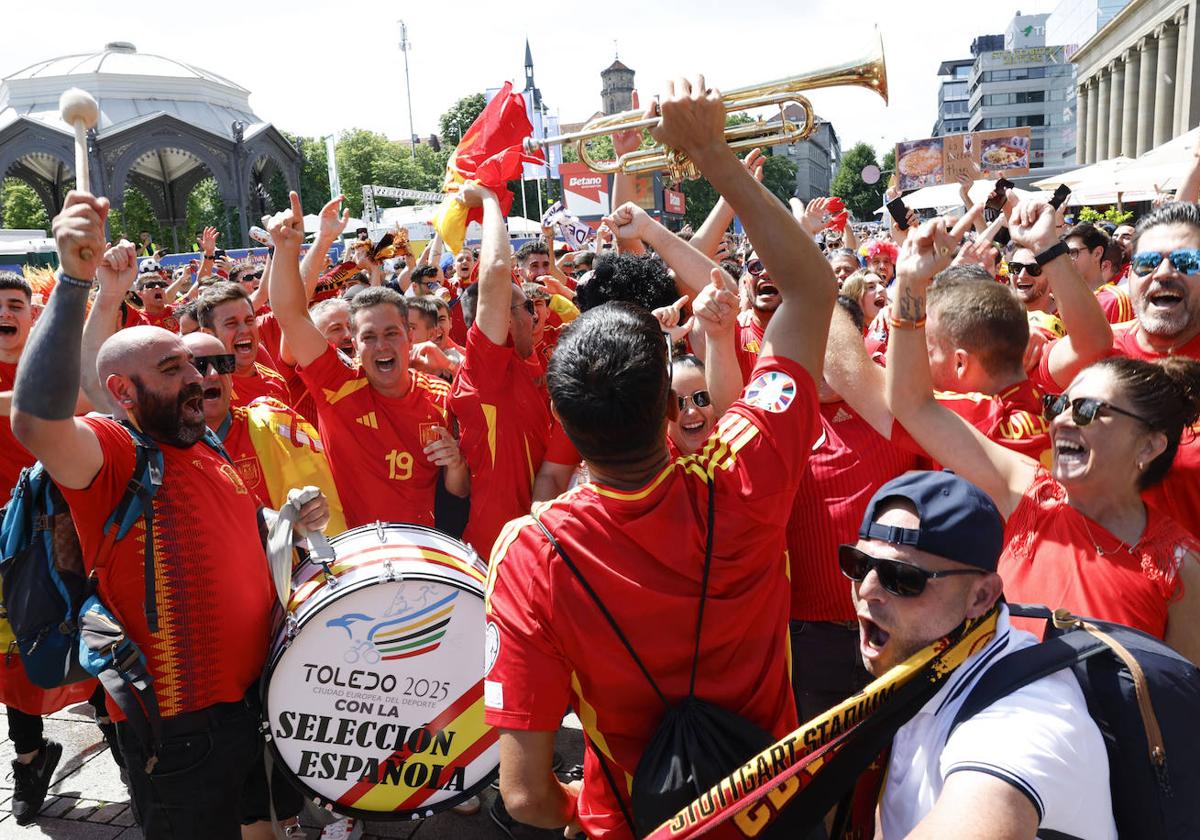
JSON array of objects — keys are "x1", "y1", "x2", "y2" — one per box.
[
  {"x1": 886, "y1": 196, "x2": 910, "y2": 230},
  {"x1": 1049, "y1": 184, "x2": 1071, "y2": 210}
]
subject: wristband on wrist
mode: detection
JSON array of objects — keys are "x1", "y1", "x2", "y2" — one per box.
[
  {"x1": 888, "y1": 315, "x2": 927, "y2": 330},
  {"x1": 203, "y1": 252, "x2": 215, "y2": 259},
  {"x1": 1034, "y1": 240, "x2": 1068, "y2": 266},
  {"x1": 56, "y1": 269, "x2": 93, "y2": 289}
]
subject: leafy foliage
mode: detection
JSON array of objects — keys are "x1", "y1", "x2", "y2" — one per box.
[
  {"x1": 438, "y1": 94, "x2": 487, "y2": 147},
  {"x1": 1, "y1": 179, "x2": 49, "y2": 231},
  {"x1": 1077, "y1": 205, "x2": 1134, "y2": 225},
  {"x1": 831, "y1": 142, "x2": 886, "y2": 221}
]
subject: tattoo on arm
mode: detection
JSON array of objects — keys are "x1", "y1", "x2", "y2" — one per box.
[
  {"x1": 898, "y1": 287, "x2": 926, "y2": 322},
  {"x1": 12, "y1": 284, "x2": 90, "y2": 420}
]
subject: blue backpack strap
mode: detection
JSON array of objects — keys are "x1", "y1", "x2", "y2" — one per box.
[
  {"x1": 200, "y1": 427, "x2": 231, "y2": 464},
  {"x1": 104, "y1": 423, "x2": 164, "y2": 633},
  {"x1": 950, "y1": 621, "x2": 1109, "y2": 735}
]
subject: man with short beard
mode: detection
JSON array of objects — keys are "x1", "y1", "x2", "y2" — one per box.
[
  {"x1": 733, "y1": 248, "x2": 780, "y2": 381},
  {"x1": 1110, "y1": 202, "x2": 1200, "y2": 536},
  {"x1": 1065, "y1": 222, "x2": 1134, "y2": 323},
  {"x1": 828, "y1": 247, "x2": 861, "y2": 285},
  {"x1": 1007, "y1": 246, "x2": 1066, "y2": 341},
  {"x1": 12, "y1": 192, "x2": 329, "y2": 838}
]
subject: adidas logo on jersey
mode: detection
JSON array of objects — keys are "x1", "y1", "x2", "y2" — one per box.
[
  {"x1": 356, "y1": 412, "x2": 379, "y2": 429},
  {"x1": 832, "y1": 407, "x2": 853, "y2": 423}
]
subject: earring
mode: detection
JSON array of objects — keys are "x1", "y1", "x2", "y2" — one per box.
[{"x1": 1137, "y1": 460, "x2": 1145, "y2": 471}]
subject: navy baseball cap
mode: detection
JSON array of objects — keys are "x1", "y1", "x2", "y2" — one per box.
[{"x1": 858, "y1": 471, "x2": 1004, "y2": 572}]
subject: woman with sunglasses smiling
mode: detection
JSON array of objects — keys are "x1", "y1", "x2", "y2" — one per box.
[{"x1": 887, "y1": 209, "x2": 1200, "y2": 665}]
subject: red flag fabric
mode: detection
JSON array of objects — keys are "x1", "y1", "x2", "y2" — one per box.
[{"x1": 433, "y1": 82, "x2": 545, "y2": 252}]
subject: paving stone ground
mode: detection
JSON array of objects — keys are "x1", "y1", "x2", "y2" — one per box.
[{"x1": 0, "y1": 703, "x2": 584, "y2": 840}]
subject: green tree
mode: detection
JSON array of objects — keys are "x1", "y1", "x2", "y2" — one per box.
[
  {"x1": 438, "y1": 94, "x2": 487, "y2": 147},
  {"x1": 106, "y1": 186, "x2": 160, "y2": 245},
  {"x1": 880, "y1": 148, "x2": 896, "y2": 183},
  {"x1": 1, "y1": 179, "x2": 50, "y2": 231},
  {"x1": 831, "y1": 142, "x2": 886, "y2": 221},
  {"x1": 1078, "y1": 206, "x2": 1134, "y2": 225},
  {"x1": 185, "y1": 177, "x2": 227, "y2": 246},
  {"x1": 677, "y1": 148, "x2": 797, "y2": 230}
]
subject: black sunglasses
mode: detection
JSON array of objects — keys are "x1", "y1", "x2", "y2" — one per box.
[
  {"x1": 1042, "y1": 393, "x2": 1152, "y2": 426},
  {"x1": 141, "y1": 280, "x2": 168, "y2": 290},
  {"x1": 510, "y1": 300, "x2": 536, "y2": 315},
  {"x1": 192, "y1": 354, "x2": 237, "y2": 376},
  {"x1": 838, "y1": 545, "x2": 986, "y2": 598},
  {"x1": 239, "y1": 271, "x2": 263, "y2": 281},
  {"x1": 676, "y1": 389, "x2": 712, "y2": 412},
  {"x1": 1006, "y1": 261, "x2": 1042, "y2": 277}
]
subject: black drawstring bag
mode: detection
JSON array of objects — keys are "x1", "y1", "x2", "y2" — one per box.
[{"x1": 536, "y1": 479, "x2": 793, "y2": 838}]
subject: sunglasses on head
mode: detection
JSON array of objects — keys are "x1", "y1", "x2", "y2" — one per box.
[
  {"x1": 1130, "y1": 249, "x2": 1200, "y2": 276},
  {"x1": 746, "y1": 259, "x2": 766, "y2": 276},
  {"x1": 838, "y1": 544, "x2": 986, "y2": 598},
  {"x1": 1042, "y1": 393, "x2": 1152, "y2": 426},
  {"x1": 675, "y1": 389, "x2": 712, "y2": 412},
  {"x1": 141, "y1": 280, "x2": 168, "y2": 290},
  {"x1": 1006, "y1": 261, "x2": 1042, "y2": 277},
  {"x1": 192, "y1": 354, "x2": 237, "y2": 376}
]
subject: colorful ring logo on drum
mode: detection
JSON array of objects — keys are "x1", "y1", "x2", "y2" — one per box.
[{"x1": 325, "y1": 590, "x2": 459, "y2": 661}]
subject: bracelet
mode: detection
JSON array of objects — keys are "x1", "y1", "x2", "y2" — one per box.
[
  {"x1": 1034, "y1": 240, "x2": 1068, "y2": 267},
  {"x1": 55, "y1": 270, "x2": 93, "y2": 289},
  {"x1": 888, "y1": 315, "x2": 927, "y2": 330},
  {"x1": 203, "y1": 253, "x2": 215, "y2": 259}
]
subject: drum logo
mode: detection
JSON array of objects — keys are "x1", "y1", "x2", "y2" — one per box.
[{"x1": 326, "y1": 589, "x2": 458, "y2": 662}]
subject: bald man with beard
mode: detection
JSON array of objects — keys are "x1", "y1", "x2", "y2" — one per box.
[{"x1": 13, "y1": 193, "x2": 327, "y2": 840}]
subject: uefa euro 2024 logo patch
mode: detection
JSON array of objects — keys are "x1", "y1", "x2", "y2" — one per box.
[{"x1": 745, "y1": 370, "x2": 797, "y2": 413}]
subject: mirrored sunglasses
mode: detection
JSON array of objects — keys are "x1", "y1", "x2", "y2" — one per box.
[
  {"x1": 838, "y1": 544, "x2": 985, "y2": 598},
  {"x1": 1130, "y1": 249, "x2": 1200, "y2": 277},
  {"x1": 676, "y1": 389, "x2": 712, "y2": 412},
  {"x1": 1042, "y1": 393, "x2": 1151, "y2": 426}
]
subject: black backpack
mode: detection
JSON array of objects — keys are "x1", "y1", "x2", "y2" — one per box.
[
  {"x1": 536, "y1": 480, "x2": 799, "y2": 838},
  {"x1": 951, "y1": 604, "x2": 1200, "y2": 839}
]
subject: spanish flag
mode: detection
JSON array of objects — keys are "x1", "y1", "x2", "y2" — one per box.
[{"x1": 433, "y1": 81, "x2": 544, "y2": 253}]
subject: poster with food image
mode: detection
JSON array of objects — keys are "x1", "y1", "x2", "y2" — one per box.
[
  {"x1": 942, "y1": 134, "x2": 977, "y2": 185},
  {"x1": 976, "y1": 128, "x2": 1031, "y2": 176},
  {"x1": 896, "y1": 138, "x2": 945, "y2": 191}
]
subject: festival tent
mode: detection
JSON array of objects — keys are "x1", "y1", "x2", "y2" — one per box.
[
  {"x1": 1030, "y1": 156, "x2": 1139, "y2": 204},
  {"x1": 1111, "y1": 126, "x2": 1200, "y2": 197},
  {"x1": 303, "y1": 213, "x2": 367, "y2": 234}
]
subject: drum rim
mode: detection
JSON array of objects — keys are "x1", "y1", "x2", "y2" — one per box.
[{"x1": 261, "y1": 572, "x2": 498, "y2": 819}]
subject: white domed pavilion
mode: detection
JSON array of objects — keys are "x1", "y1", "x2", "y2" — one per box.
[{"x1": 0, "y1": 41, "x2": 301, "y2": 248}]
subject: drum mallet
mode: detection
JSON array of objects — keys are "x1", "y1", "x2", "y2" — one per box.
[{"x1": 59, "y1": 87, "x2": 100, "y2": 259}]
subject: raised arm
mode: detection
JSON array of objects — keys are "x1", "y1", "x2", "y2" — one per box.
[
  {"x1": 11, "y1": 192, "x2": 106, "y2": 489},
  {"x1": 1176, "y1": 134, "x2": 1200, "y2": 204},
  {"x1": 1008, "y1": 199, "x2": 1114, "y2": 389},
  {"x1": 247, "y1": 256, "x2": 272, "y2": 312},
  {"x1": 460, "y1": 182, "x2": 512, "y2": 346},
  {"x1": 607, "y1": 201, "x2": 731, "y2": 299},
  {"x1": 692, "y1": 149, "x2": 765, "y2": 259},
  {"x1": 824, "y1": 303, "x2": 894, "y2": 437},
  {"x1": 885, "y1": 219, "x2": 1036, "y2": 518},
  {"x1": 300, "y1": 196, "x2": 351, "y2": 298},
  {"x1": 80, "y1": 240, "x2": 139, "y2": 412},
  {"x1": 609, "y1": 91, "x2": 648, "y2": 256},
  {"x1": 693, "y1": 267, "x2": 743, "y2": 414},
  {"x1": 652, "y1": 76, "x2": 835, "y2": 379},
  {"x1": 267, "y1": 192, "x2": 328, "y2": 367}
]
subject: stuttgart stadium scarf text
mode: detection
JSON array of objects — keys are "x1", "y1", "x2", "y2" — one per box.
[{"x1": 645, "y1": 606, "x2": 1001, "y2": 839}]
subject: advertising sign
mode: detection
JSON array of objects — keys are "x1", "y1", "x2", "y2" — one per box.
[
  {"x1": 896, "y1": 127, "x2": 1031, "y2": 191},
  {"x1": 560, "y1": 162, "x2": 610, "y2": 219},
  {"x1": 664, "y1": 189, "x2": 686, "y2": 215}
]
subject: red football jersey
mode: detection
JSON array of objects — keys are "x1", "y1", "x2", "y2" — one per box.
[
  {"x1": 1095, "y1": 283, "x2": 1134, "y2": 324},
  {"x1": 788, "y1": 402, "x2": 919, "y2": 621},
  {"x1": 733, "y1": 317, "x2": 766, "y2": 384},
  {"x1": 58, "y1": 417, "x2": 273, "y2": 720},
  {"x1": 1001, "y1": 469, "x2": 1194, "y2": 640},
  {"x1": 892, "y1": 379, "x2": 1052, "y2": 467},
  {"x1": 484, "y1": 356, "x2": 817, "y2": 840},
  {"x1": 299, "y1": 345, "x2": 449, "y2": 528},
  {"x1": 257, "y1": 311, "x2": 284, "y2": 369},
  {"x1": 142, "y1": 305, "x2": 179, "y2": 333},
  {"x1": 449, "y1": 325, "x2": 552, "y2": 559},
  {"x1": 230, "y1": 363, "x2": 290, "y2": 410}
]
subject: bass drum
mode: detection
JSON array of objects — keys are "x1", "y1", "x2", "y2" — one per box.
[{"x1": 263, "y1": 522, "x2": 497, "y2": 820}]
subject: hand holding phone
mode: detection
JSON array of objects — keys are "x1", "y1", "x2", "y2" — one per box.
[
  {"x1": 886, "y1": 196, "x2": 910, "y2": 230},
  {"x1": 1049, "y1": 184, "x2": 1071, "y2": 210}
]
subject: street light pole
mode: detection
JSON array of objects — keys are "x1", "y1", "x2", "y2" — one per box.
[{"x1": 398, "y1": 20, "x2": 417, "y2": 161}]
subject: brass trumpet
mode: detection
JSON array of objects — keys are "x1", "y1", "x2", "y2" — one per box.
[{"x1": 524, "y1": 32, "x2": 888, "y2": 182}]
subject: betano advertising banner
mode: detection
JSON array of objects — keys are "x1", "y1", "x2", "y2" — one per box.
[
  {"x1": 560, "y1": 162, "x2": 611, "y2": 219},
  {"x1": 895, "y1": 127, "x2": 1031, "y2": 191}
]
